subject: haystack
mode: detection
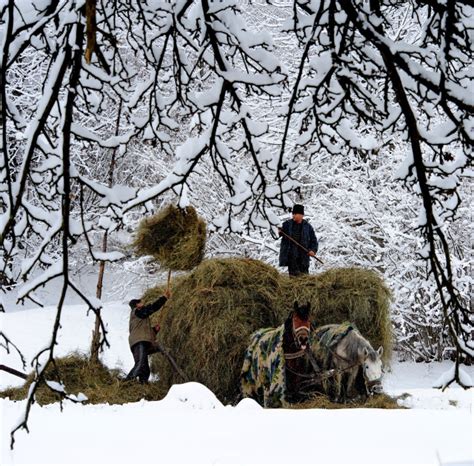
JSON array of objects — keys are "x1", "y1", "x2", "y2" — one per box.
[
  {"x1": 0, "y1": 354, "x2": 168, "y2": 405},
  {"x1": 132, "y1": 204, "x2": 206, "y2": 270},
  {"x1": 145, "y1": 260, "x2": 392, "y2": 404},
  {"x1": 145, "y1": 258, "x2": 285, "y2": 404},
  {"x1": 279, "y1": 268, "x2": 392, "y2": 362}
]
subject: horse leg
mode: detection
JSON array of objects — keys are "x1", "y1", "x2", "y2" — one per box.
[
  {"x1": 345, "y1": 367, "x2": 359, "y2": 401},
  {"x1": 351, "y1": 365, "x2": 369, "y2": 400},
  {"x1": 284, "y1": 364, "x2": 300, "y2": 404},
  {"x1": 332, "y1": 372, "x2": 343, "y2": 403},
  {"x1": 339, "y1": 372, "x2": 353, "y2": 403},
  {"x1": 285, "y1": 374, "x2": 295, "y2": 403},
  {"x1": 340, "y1": 373, "x2": 347, "y2": 403}
]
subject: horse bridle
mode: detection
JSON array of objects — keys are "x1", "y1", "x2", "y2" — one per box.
[
  {"x1": 331, "y1": 349, "x2": 383, "y2": 393},
  {"x1": 365, "y1": 377, "x2": 383, "y2": 393},
  {"x1": 284, "y1": 316, "x2": 311, "y2": 360}
]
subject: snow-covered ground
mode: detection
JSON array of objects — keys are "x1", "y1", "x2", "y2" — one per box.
[{"x1": 1, "y1": 303, "x2": 473, "y2": 465}]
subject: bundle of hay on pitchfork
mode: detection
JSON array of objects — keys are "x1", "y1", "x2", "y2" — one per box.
[
  {"x1": 132, "y1": 204, "x2": 207, "y2": 379},
  {"x1": 132, "y1": 204, "x2": 207, "y2": 288}
]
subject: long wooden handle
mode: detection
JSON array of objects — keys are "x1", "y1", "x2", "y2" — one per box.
[
  {"x1": 0, "y1": 364, "x2": 28, "y2": 380},
  {"x1": 278, "y1": 227, "x2": 324, "y2": 264},
  {"x1": 154, "y1": 342, "x2": 188, "y2": 382}
]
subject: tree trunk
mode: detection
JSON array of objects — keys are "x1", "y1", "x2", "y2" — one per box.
[{"x1": 89, "y1": 101, "x2": 122, "y2": 363}]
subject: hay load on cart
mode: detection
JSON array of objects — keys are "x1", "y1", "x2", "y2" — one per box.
[{"x1": 142, "y1": 259, "x2": 392, "y2": 404}]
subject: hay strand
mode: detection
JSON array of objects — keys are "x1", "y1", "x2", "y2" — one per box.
[
  {"x1": 292, "y1": 393, "x2": 402, "y2": 409},
  {"x1": 0, "y1": 354, "x2": 168, "y2": 405}
]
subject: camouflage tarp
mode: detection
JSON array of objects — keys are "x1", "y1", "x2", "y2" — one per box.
[
  {"x1": 240, "y1": 325, "x2": 286, "y2": 408},
  {"x1": 312, "y1": 322, "x2": 355, "y2": 367}
]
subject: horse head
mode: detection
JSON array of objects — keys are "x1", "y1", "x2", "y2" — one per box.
[
  {"x1": 291, "y1": 301, "x2": 311, "y2": 350},
  {"x1": 359, "y1": 346, "x2": 384, "y2": 393}
]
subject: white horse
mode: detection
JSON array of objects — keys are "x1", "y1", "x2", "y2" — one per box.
[{"x1": 312, "y1": 323, "x2": 384, "y2": 402}]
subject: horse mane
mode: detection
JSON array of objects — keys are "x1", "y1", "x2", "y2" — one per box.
[{"x1": 293, "y1": 301, "x2": 310, "y2": 320}]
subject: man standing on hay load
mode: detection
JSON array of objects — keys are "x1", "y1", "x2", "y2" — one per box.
[
  {"x1": 279, "y1": 204, "x2": 318, "y2": 277},
  {"x1": 125, "y1": 289, "x2": 171, "y2": 383}
]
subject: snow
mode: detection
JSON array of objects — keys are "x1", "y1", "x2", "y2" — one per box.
[
  {"x1": 0, "y1": 303, "x2": 473, "y2": 465},
  {"x1": 45, "y1": 380, "x2": 66, "y2": 393},
  {"x1": 1, "y1": 395, "x2": 471, "y2": 465},
  {"x1": 91, "y1": 251, "x2": 125, "y2": 262},
  {"x1": 163, "y1": 383, "x2": 223, "y2": 410},
  {"x1": 219, "y1": 69, "x2": 282, "y2": 86},
  {"x1": 78, "y1": 177, "x2": 137, "y2": 208}
]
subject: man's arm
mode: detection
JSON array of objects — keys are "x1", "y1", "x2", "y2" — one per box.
[
  {"x1": 135, "y1": 296, "x2": 168, "y2": 319},
  {"x1": 278, "y1": 220, "x2": 290, "y2": 237},
  {"x1": 308, "y1": 224, "x2": 318, "y2": 254}
]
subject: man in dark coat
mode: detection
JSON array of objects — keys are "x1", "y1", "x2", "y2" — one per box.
[
  {"x1": 279, "y1": 204, "x2": 318, "y2": 277},
  {"x1": 125, "y1": 289, "x2": 171, "y2": 383}
]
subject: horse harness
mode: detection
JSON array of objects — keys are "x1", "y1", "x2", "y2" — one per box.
[
  {"x1": 284, "y1": 319, "x2": 350, "y2": 378},
  {"x1": 284, "y1": 349, "x2": 306, "y2": 360},
  {"x1": 328, "y1": 342, "x2": 383, "y2": 393},
  {"x1": 286, "y1": 324, "x2": 382, "y2": 393}
]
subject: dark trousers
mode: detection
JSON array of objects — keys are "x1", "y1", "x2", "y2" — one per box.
[
  {"x1": 126, "y1": 342, "x2": 158, "y2": 383},
  {"x1": 288, "y1": 256, "x2": 309, "y2": 277}
]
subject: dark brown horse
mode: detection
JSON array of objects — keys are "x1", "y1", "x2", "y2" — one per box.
[
  {"x1": 240, "y1": 301, "x2": 313, "y2": 407},
  {"x1": 283, "y1": 301, "x2": 313, "y2": 404}
]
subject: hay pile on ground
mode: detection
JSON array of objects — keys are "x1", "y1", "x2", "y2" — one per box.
[
  {"x1": 132, "y1": 205, "x2": 206, "y2": 270},
  {"x1": 146, "y1": 258, "x2": 286, "y2": 404},
  {"x1": 292, "y1": 393, "x2": 403, "y2": 409},
  {"x1": 0, "y1": 354, "x2": 168, "y2": 405},
  {"x1": 279, "y1": 268, "x2": 392, "y2": 362},
  {"x1": 147, "y1": 259, "x2": 392, "y2": 404}
]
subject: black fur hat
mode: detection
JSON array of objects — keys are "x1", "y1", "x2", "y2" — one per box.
[
  {"x1": 129, "y1": 299, "x2": 141, "y2": 309},
  {"x1": 292, "y1": 204, "x2": 304, "y2": 215}
]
